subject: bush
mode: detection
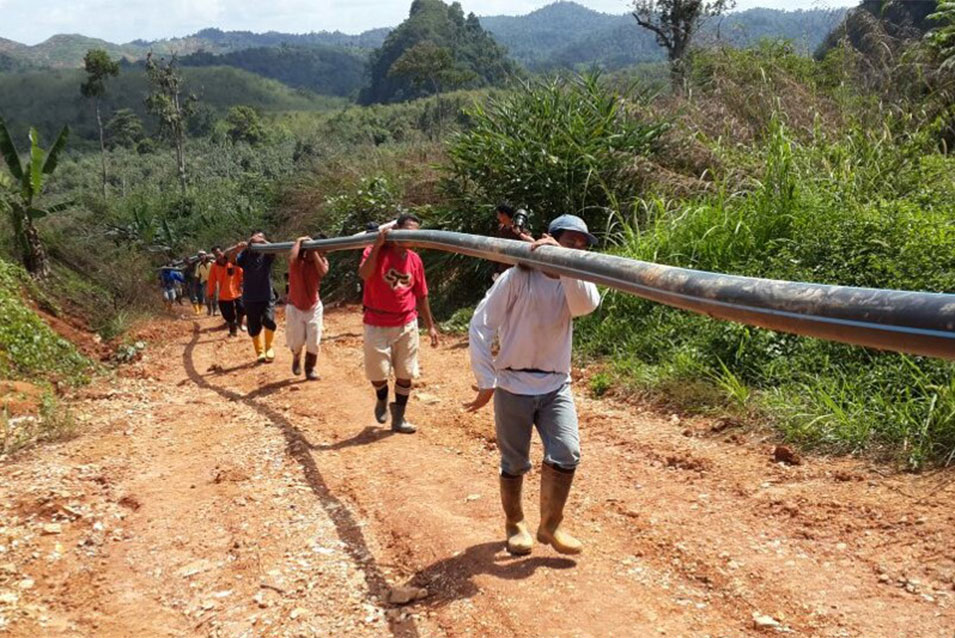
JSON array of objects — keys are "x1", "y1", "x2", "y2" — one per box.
[
  {"x1": 443, "y1": 72, "x2": 668, "y2": 238},
  {"x1": 0, "y1": 259, "x2": 92, "y2": 385}
]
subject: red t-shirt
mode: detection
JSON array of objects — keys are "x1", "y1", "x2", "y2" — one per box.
[
  {"x1": 288, "y1": 257, "x2": 322, "y2": 311},
  {"x1": 361, "y1": 245, "x2": 428, "y2": 326}
]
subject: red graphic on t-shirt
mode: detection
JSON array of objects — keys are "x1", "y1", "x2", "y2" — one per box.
[{"x1": 384, "y1": 268, "x2": 412, "y2": 290}]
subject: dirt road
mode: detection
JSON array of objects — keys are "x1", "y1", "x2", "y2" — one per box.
[{"x1": 1, "y1": 307, "x2": 953, "y2": 637}]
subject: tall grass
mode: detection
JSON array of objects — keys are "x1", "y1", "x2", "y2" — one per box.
[{"x1": 577, "y1": 111, "x2": 955, "y2": 469}]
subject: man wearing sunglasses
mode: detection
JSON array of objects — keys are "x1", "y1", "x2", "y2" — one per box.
[{"x1": 466, "y1": 214, "x2": 601, "y2": 556}]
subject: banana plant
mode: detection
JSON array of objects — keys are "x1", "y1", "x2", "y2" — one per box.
[{"x1": 0, "y1": 118, "x2": 71, "y2": 279}]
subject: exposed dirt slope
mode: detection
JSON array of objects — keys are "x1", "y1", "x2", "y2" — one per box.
[{"x1": 0, "y1": 307, "x2": 952, "y2": 637}]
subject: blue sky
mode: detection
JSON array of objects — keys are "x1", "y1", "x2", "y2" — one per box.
[{"x1": 1, "y1": 0, "x2": 856, "y2": 46}]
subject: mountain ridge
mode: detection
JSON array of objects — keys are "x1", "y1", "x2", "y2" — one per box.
[{"x1": 0, "y1": 2, "x2": 847, "y2": 71}]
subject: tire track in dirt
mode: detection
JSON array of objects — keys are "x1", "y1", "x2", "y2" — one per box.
[{"x1": 182, "y1": 321, "x2": 421, "y2": 638}]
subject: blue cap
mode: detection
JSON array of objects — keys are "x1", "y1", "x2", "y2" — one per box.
[{"x1": 547, "y1": 214, "x2": 598, "y2": 246}]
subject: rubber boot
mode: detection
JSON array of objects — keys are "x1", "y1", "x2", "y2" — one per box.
[
  {"x1": 304, "y1": 352, "x2": 319, "y2": 380},
  {"x1": 389, "y1": 402, "x2": 416, "y2": 434},
  {"x1": 500, "y1": 474, "x2": 533, "y2": 555},
  {"x1": 228, "y1": 322, "x2": 237, "y2": 337},
  {"x1": 252, "y1": 333, "x2": 265, "y2": 363},
  {"x1": 291, "y1": 351, "x2": 302, "y2": 376},
  {"x1": 263, "y1": 328, "x2": 275, "y2": 362},
  {"x1": 536, "y1": 463, "x2": 583, "y2": 555},
  {"x1": 374, "y1": 387, "x2": 388, "y2": 424}
]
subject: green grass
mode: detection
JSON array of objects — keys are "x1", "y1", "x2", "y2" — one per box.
[
  {"x1": 576, "y1": 110, "x2": 955, "y2": 469},
  {"x1": 0, "y1": 259, "x2": 92, "y2": 385}
]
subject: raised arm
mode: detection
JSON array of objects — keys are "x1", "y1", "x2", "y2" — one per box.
[
  {"x1": 358, "y1": 227, "x2": 389, "y2": 281},
  {"x1": 225, "y1": 241, "x2": 248, "y2": 260},
  {"x1": 289, "y1": 236, "x2": 309, "y2": 262},
  {"x1": 311, "y1": 250, "x2": 330, "y2": 279}
]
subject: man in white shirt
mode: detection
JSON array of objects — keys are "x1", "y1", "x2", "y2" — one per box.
[{"x1": 465, "y1": 214, "x2": 601, "y2": 556}]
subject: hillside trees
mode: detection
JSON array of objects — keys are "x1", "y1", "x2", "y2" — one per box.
[
  {"x1": 177, "y1": 45, "x2": 367, "y2": 97},
  {"x1": 80, "y1": 49, "x2": 120, "y2": 201},
  {"x1": 104, "y1": 109, "x2": 144, "y2": 149},
  {"x1": 225, "y1": 105, "x2": 266, "y2": 145},
  {"x1": 144, "y1": 53, "x2": 194, "y2": 195},
  {"x1": 0, "y1": 119, "x2": 71, "y2": 279},
  {"x1": 360, "y1": 0, "x2": 517, "y2": 104},
  {"x1": 632, "y1": 0, "x2": 735, "y2": 83}
]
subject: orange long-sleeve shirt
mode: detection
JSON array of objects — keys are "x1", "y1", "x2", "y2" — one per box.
[{"x1": 207, "y1": 262, "x2": 243, "y2": 302}]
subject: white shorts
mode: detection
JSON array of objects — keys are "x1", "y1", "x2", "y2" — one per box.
[
  {"x1": 285, "y1": 301, "x2": 323, "y2": 355},
  {"x1": 363, "y1": 320, "x2": 419, "y2": 382}
]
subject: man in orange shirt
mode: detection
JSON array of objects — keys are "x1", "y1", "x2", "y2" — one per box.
[
  {"x1": 286, "y1": 236, "x2": 329, "y2": 380},
  {"x1": 207, "y1": 246, "x2": 245, "y2": 337}
]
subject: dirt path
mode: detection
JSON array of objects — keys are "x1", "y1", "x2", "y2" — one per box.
[{"x1": 1, "y1": 307, "x2": 953, "y2": 637}]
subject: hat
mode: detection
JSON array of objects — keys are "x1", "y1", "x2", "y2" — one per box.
[
  {"x1": 197, "y1": 249, "x2": 207, "y2": 256},
  {"x1": 547, "y1": 214, "x2": 598, "y2": 246}
]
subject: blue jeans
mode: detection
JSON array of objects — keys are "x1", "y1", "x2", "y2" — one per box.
[{"x1": 493, "y1": 384, "x2": 580, "y2": 476}]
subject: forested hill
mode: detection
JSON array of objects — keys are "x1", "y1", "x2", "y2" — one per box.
[
  {"x1": 175, "y1": 46, "x2": 368, "y2": 98},
  {"x1": 1, "y1": 2, "x2": 847, "y2": 72},
  {"x1": 481, "y1": 2, "x2": 848, "y2": 70}
]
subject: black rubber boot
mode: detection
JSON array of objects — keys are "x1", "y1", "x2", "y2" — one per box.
[
  {"x1": 389, "y1": 402, "x2": 416, "y2": 434},
  {"x1": 292, "y1": 353, "x2": 302, "y2": 376},
  {"x1": 374, "y1": 388, "x2": 388, "y2": 424},
  {"x1": 304, "y1": 352, "x2": 319, "y2": 380}
]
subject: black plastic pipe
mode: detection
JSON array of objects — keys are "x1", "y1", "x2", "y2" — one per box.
[{"x1": 249, "y1": 230, "x2": 955, "y2": 360}]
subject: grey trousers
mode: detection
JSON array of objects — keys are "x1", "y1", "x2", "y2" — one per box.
[{"x1": 494, "y1": 384, "x2": 581, "y2": 476}]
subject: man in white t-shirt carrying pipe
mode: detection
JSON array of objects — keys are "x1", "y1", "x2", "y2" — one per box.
[{"x1": 465, "y1": 214, "x2": 601, "y2": 556}]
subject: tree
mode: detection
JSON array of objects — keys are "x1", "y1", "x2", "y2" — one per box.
[
  {"x1": 104, "y1": 109, "x2": 144, "y2": 150},
  {"x1": 144, "y1": 52, "x2": 194, "y2": 196},
  {"x1": 224, "y1": 105, "x2": 266, "y2": 145},
  {"x1": 631, "y1": 0, "x2": 735, "y2": 84},
  {"x1": 389, "y1": 41, "x2": 477, "y2": 94},
  {"x1": 359, "y1": 0, "x2": 516, "y2": 104},
  {"x1": 81, "y1": 49, "x2": 120, "y2": 203},
  {"x1": 0, "y1": 119, "x2": 71, "y2": 279},
  {"x1": 928, "y1": 1, "x2": 955, "y2": 69}
]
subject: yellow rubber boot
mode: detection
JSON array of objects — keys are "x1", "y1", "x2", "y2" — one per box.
[
  {"x1": 500, "y1": 474, "x2": 533, "y2": 555},
  {"x1": 263, "y1": 328, "x2": 275, "y2": 362},
  {"x1": 536, "y1": 463, "x2": 583, "y2": 555},
  {"x1": 252, "y1": 333, "x2": 265, "y2": 362}
]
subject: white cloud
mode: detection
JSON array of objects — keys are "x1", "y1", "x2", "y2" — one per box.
[{"x1": 2, "y1": 0, "x2": 856, "y2": 45}]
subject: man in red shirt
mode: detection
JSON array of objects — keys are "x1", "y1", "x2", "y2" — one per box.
[
  {"x1": 358, "y1": 213, "x2": 439, "y2": 434},
  {"x1": 287, "y1": 236, "x2": 329, "y2": 380}
]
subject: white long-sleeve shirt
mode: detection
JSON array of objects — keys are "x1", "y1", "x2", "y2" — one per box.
[{"x1": 469, "y1": 266, "x2": 600, "y2": 396}]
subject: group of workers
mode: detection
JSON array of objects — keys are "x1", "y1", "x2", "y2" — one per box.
[
  {"x1": 171, "y1": 204, "x2": 601, "y2": 556},
  {"x1": 159, "y1": 248, "x2": 247, "y2": 336}
]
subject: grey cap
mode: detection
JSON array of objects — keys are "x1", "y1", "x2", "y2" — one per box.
[{"x1": 547, "y1": 214, "x2": 598, "y2": 246}]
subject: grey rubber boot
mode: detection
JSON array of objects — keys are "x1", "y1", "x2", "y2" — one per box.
[
  {"x1": 389, "y1": 402, "x2": 417, "y2": 434},
  {"x1": 500, "y1": 474, "x2": 533, "y2": 555},
  {"x1": 536, "y1": 463, "x2": 582, "y2": 555}
]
